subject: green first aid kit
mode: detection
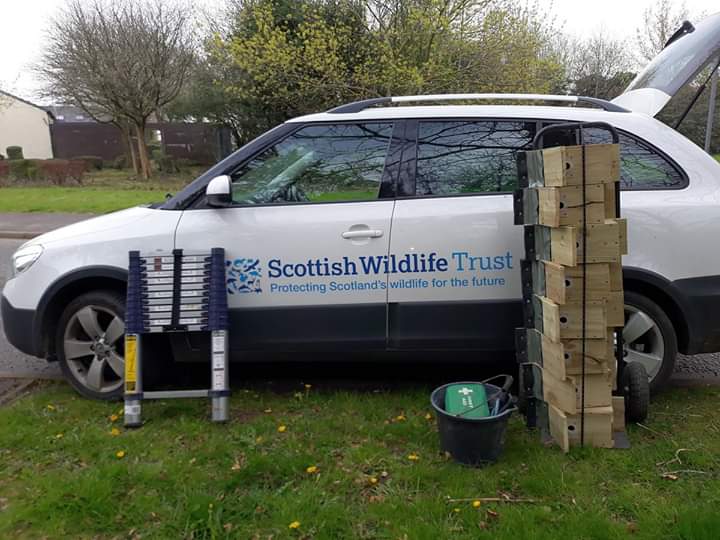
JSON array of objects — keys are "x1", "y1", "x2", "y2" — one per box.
[{"x1": 444, "y1": 383, "x2": 490, "y2": 418}]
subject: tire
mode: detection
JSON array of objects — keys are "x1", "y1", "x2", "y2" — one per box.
[
  {"x1": 621, "y1": 361, "x2": 649, "y2": 423},
  {"x1": 56, "y1": 290, "x2": 127, "y2": 400},
  {"x1": 623, "y1": 291, "x2": 677, "y2": 394}
]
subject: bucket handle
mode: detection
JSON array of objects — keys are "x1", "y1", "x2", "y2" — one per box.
[{"x1": 478, "y1": 374, "x2": 514, "y2": 393}]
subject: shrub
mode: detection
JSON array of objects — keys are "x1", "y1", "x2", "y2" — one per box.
[
  {"x1": 6, "y1": 146, "x2": 24, "y2": 160},
  {"x1": 149, "y1": 145, "x2": 163, "y2": 161},
  {"x1": 75, "y1": 155, "x2": 103, "y2": 170},
  {"x1": 37, "y1": 159, "x2": 85, "y2": 185},
  {"x1": 113, "y1": 155, "x2": 128, "y2": 169},
  {"x1": 157, "y1": 155, "x2": 179, "y2": 173},
  {"x1": 8, "y1": 159, "x2": 40, "y2": 180}
]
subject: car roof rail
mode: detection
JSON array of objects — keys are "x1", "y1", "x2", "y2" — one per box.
[{"x1": 326, "y1": 93, "x2": 630, "y2": 114}]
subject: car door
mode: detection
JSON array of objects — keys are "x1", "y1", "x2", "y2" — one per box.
[
  {"x1": 387, "y1": 118, "x2": 537, "y2": 350},
  {"x1": 174, "y1": 121, "x2": 396, "y2": 352}
]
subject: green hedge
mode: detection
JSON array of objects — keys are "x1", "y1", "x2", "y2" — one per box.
[{"x1": 6, "y1": 146, "x2": 24, "y2": 160}]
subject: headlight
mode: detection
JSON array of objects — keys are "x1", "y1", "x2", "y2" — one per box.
[{"x1": 12, "y1": 244, "x2": 44, "y2": 276}]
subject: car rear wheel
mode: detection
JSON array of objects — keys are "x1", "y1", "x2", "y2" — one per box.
[
  {"x1": 56, "y1": 291, "x2": 126, "y2": 400},
  {"x1": 623, "y1": 291, "x2": 677, "y2": 394}
]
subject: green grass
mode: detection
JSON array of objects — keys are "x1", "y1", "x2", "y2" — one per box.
[
  {"x1": 0, "y1": 167, "x2": 204, "y2": 214},
  {"x1": 0, "y1": 187, "x2": 169, "y2": 214},
  {"x1": 1, "y1": 383, "x2": 719, "y2": 539}
]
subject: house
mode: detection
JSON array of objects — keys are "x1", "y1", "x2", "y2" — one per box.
[{"x1": 0, "y1": 90, "x2": 54, "y2": 159}]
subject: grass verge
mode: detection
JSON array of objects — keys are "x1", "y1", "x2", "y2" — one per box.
[
  {"x1": 0, "y1": 168, "x2": 203, "y2": 214},
  {"x1": 1, "y1": 382, "x2": 719, "y2": 538},
  {"x1": 0, "y1": 187, "x2": 169, "y2": 214}
]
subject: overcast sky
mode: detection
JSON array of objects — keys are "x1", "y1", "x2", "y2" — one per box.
[{"x1": 1, "y1": 0, "x2": 717, "y2": 102}]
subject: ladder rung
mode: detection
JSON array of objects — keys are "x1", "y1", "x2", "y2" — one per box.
[{"x1": 143, "y1": 389, "x2": 210, "y2": 399}]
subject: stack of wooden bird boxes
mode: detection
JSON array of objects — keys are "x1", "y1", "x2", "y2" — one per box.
[{"x1": 514, "y1": 142, "x2": 627, "y2": 452}]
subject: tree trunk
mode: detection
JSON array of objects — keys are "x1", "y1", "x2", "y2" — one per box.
[
  {"x1": 134, "y1": 122, "x2": 151, "y2": 180},
  {"x1": 121, "y1": 124, "x2": 140, "y2": 174}
]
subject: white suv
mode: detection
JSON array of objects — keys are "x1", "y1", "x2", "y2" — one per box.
[{"x1": 4, "y1": 13, "x2": 720, "y2": 399}]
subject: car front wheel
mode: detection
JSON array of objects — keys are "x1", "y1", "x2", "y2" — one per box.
[
  {"x1": 56, "y1": 291, "x2": 126, "y2": 400},
  {"x1": 623, "y1": 291, "x2": 677, "y2": 394}
]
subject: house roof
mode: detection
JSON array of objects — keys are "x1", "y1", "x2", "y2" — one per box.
[{"x1": 0, "y1": 90, "x2": 54, "y2": 119}]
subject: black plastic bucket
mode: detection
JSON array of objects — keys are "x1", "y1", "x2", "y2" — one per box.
[{"x1": 430, "y1": 377, "x2": 516, "y2": 466}]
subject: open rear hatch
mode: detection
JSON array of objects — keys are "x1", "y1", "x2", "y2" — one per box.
[{"x1": 612, "y1": 12, "x2": 720, "y2": 116}]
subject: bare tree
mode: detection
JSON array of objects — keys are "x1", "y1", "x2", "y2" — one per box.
[
  {"x1": 37, "y1": 0, "x2": 196, "y2": 179},
  {"x1": 568, "y1": 31, "x2": 634, "y2": 100},
  {"x1": 635, "y1": 0, "x2": 689, "y2": 63}
]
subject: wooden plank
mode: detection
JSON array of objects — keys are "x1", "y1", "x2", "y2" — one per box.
[
  {"x1": 560, "y1": 333, "x2": 614, "y2": 375},
  {"x1": 613, "y1": 218, "x2": 628, "y2": 255},
  {"x1": 577, "y1": 221, "x2": 622, "y2": 263},
  {"x1": 537, "y1": 295, "x2": 607, "y2": 342},
  {"x1": 542, "y1": 333, "x2": 610, "y2": 380},
  {"x1": 547, "y1": 403, "x2": 614, "y2": 450},
  {"x1": 609, "y1": 262, "x2": 623, "y2": 291},
  {"x1": 538, "y1": 144, "x2": 620, "y2": 187},
  {"x1": 604, "y1": 182, "x2": 618, "y2": 219},
  {"x1": 537, "y1": 185, "x2": 605, "y2": 227},
  {"x1": 565, "y1": 406, "x2": 614, "y2": 448},
  {"x1": 542, "y1": 368, "x2": 613, "y2": 413},
  {"x1": 549, "y1": 227, "x2": 577, "y2": 266},
  {"x1": 557, "y1": 298, "x2": 607, "y2": 340},
  {"x1": 548, "y1": 403, "x2": 570, "y2": 453},
  {"x1": 606, "y1": 290, "x2": 624, "y2": 327},
  {"x1": 612, "y1": 396, "x2": 626, "y2": 433},
  {"x1": 563, "y1": 263, "x2": 611, "y2": 302},
  {"x1": 542, "y1": 260, "x2": 567, "y2": 304}
]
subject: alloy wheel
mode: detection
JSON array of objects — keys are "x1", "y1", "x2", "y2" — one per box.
[
  {"x1": 63, "y1": 305, "x2": 125, "y2": 394},
  {"x1": 622, "y1": 304, "x2": 665, "y2": 384}
]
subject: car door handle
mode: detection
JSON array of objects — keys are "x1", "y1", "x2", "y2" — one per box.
[{"x1": 342, "y1": 229, "x2": 383, "y2": 239}]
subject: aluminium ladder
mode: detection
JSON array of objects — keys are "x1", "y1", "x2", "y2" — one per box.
[{"x1": 123, "y1": 248, "x2": 230, "y2": 427}]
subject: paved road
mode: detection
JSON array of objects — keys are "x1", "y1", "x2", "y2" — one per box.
[{"x1": 1, "y1": 237, "x2": 718, "y2": 385}]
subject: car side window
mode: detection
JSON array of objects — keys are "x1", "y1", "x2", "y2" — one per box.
[
  {"x1": 583, "y1": 128, "x2": 685, "y2": 189},
  {"x1": 229, "y1": 123, "x2": 393, "y2": 205},
  {"x1": 415, "y1": 120, "x2": 535, "y2": 196}
]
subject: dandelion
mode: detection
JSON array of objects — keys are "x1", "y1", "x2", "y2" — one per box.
[
  {"x1": 288, "y1": 521, "x2": 300, "y2": 529},
  {"x1": 255, "y1": 436, "x2": 264, "y2": 444},
  {"x1": 425, "y1": 413, "x2": 433, "y2": 420},
  {"x1": 407, "y1": 453, "x2": 419, "y2": 461},
  {"x1": 396, "y1": 415, "x2": 406, "y2": 422},
  {"x1": 109, "y1": 414, "x2": 119, "y2": 423},
  {"x1": 55, "y1": 433, "x2": 64, "y2": 439},
  {"x1": 116, "y1": 450, "x2": 126, "y2": 459},
  {"x1": 472, "y1": 500, "x2": 482, "y2": 508},
  {"x1": 46, "y1": 404, "x2": 56, "y2": 411},
  {"x1": 369, "y1": 477, "x2": 378, "y2": 485},
  {"x1": 110, "y1": 428, "x2": 120, "y2": 436},
  {"x1": 277, "y1": 425, "x2": 287, "y2": 433},
  {"x1": 306, "y1": 465, "x2": 318, "y2": 474},
  {"x1": 453, "y1": 508, "x2": 461, "y2": 513}
]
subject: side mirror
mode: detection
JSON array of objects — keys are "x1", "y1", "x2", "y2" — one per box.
[{"x1": 206, "y1": 175, "x2": 232, "y2": 207}]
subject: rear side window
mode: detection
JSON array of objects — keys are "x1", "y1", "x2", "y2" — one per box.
[
  {"x1": 584, "y1": 128, "x2": 685, "y2": 190},
  {"x1": 229, "y1": 123, "x2": 393, "y2": 205},
  {"x1": 415, "y1": 120, "x2": 535, "y2": 196}
]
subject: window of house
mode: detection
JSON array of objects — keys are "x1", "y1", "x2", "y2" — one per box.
[
  {"x1": 583, "y1": 128, "x2": 685, "y2": 189},
  {"x1": 229, "y1": 123, "x2": 393, "y2": 205},
  {"x1": 415, "y1": 120, "x2": 535, "y2": 196}
]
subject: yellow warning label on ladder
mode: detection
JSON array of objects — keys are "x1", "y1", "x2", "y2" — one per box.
[{"x1": 125, "y1": 335, "x2": 137, "y2": 392}]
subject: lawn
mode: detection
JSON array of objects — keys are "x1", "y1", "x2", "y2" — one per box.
[
  {"x1": 1, "y1": 382, "x2": 718, "y2": 539},
  {"x1": 0, "y1": 168, "x2": 202, "y2": 214}
]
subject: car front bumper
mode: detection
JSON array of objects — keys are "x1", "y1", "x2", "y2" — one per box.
[{"x1": 1, "y1": 294, "x2": 40, "y2": 357}]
